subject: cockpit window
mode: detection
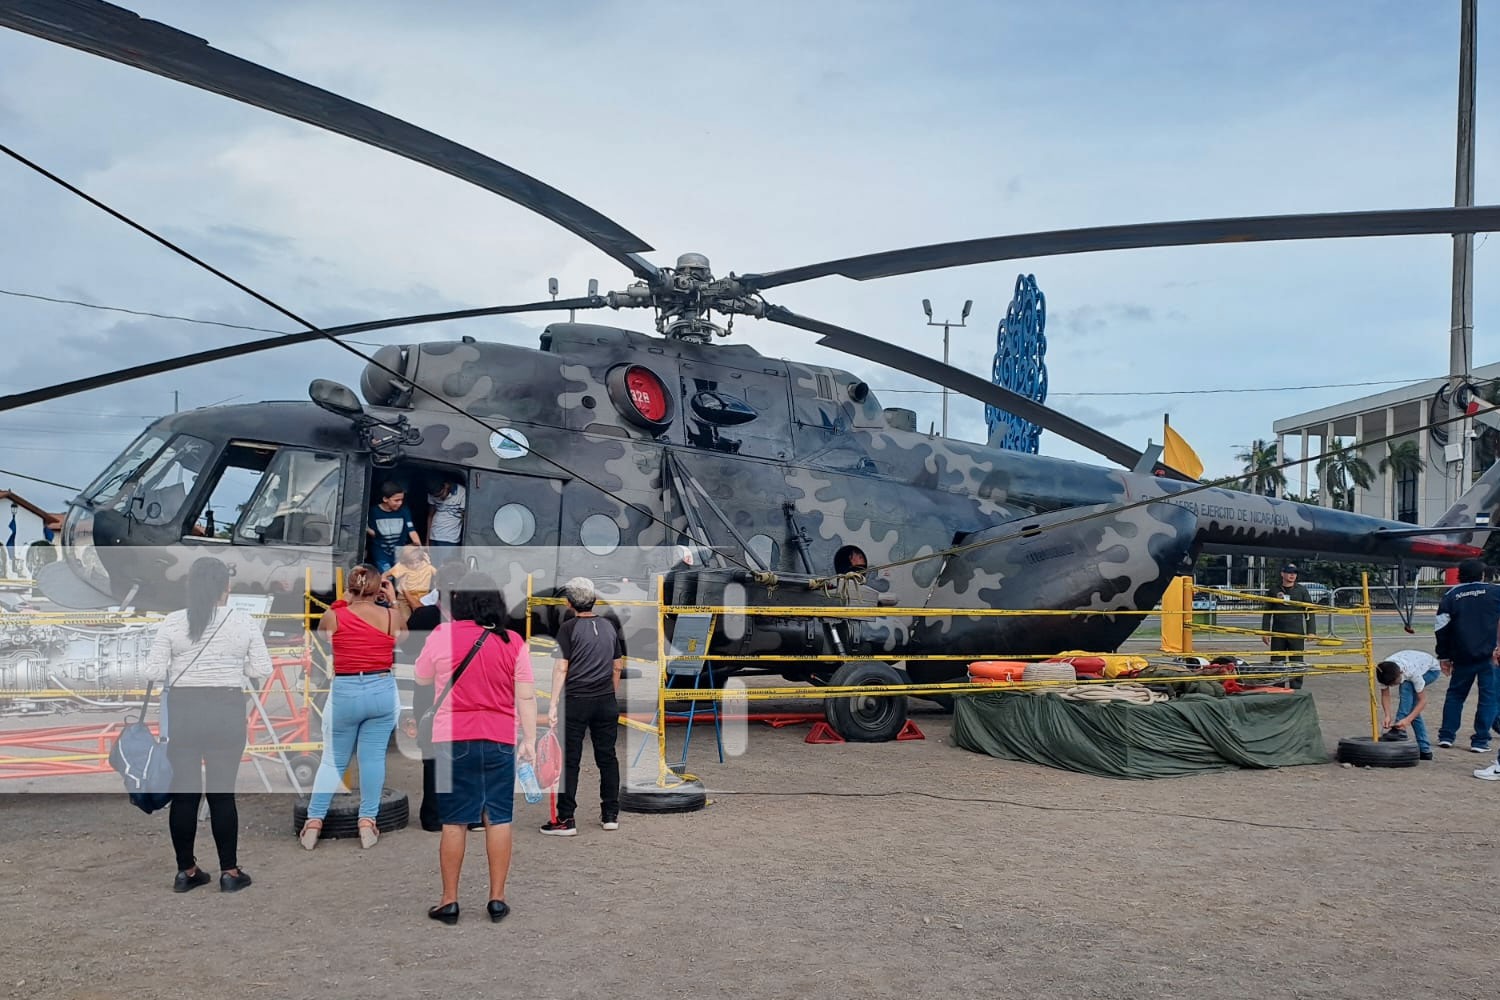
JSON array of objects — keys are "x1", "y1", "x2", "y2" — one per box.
[
  {"x1": 81, "y1": 430, "x2": 168, "y2": 507},
  {"x1": 113, "y1": 434, "x2": 214, "y2": 526},
  {"x1": 237, "y1": 450, "x2": 341, "y2": 547},
  {"x1": 191, "y1": 443, "x2": 278, "y2": 540}
]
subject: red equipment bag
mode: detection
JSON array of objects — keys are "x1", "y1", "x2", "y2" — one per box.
[{"x1": 535, "y1": 728, "x2": 563, "y2": 791}]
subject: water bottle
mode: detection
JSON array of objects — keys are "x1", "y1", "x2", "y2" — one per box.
[{"x1": 517, "y1": 760, "x2": 543, "y2": 804}]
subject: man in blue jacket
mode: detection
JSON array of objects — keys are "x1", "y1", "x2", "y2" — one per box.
[{"x1": 1433, "y1": 558, "x2": 1500, "y2": 755}]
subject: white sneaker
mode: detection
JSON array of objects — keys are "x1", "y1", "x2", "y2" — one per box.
[
  {"x1": 602, "y1": 818, "x2": 620, "y2": 831},
  {"x1": 1438, "y1": 740, "x2": 1454, "y2": 748},
  {"x1": 1473, "y1": 763, "x2": 1500, "y2": 781},
  {"x1": 1470, "y1": 745, "x2": 1493, "y2": 754}
]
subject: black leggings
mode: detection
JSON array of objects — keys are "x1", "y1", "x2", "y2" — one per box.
[{"x1": 164, "y1": 687, "x2": 248, "y2": 872}]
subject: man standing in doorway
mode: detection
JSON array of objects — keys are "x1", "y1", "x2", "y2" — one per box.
[
  {"x1": 426, "y1": 476, "x2": 466, "y2": 567},
  {"x1": 542, "y1": 578, "x2": 623, "y2": 836},
  {"x1": 1434, "y1": 557, "x2": 1500, "y2": 756},
  {"x1": 1260, "y1": 563, "x2": 1315, "y2": 689}
]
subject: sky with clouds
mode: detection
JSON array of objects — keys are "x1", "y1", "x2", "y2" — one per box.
[{"x1": 1, "y1": 0, "x2": 1497, "y2": 516}]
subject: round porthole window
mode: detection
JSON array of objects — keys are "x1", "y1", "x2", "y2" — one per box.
[
  {"x1": 747, "y1": 533, "x2": 779, "y2": 569},
  {"x1": 492, "y1": 503, "x2": 536, "y2": 545},
  {"x1": 580, "y1": 513, "x2": 621, "y2": 555}
]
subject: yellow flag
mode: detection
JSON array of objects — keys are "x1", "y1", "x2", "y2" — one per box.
[{"x1": 1162, "y1": 422, "x2": 1204, "y2": 480}]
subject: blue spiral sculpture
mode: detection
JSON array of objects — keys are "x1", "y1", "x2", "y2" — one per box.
[{"x1": 985, "y1": 273, "x2": 1048, "y2": 453}]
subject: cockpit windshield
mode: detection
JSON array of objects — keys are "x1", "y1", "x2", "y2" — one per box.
[
  {"x1": 118, "y1": 435, "x2": 214, "y2": 525},
  {"x1": 80, "y1": 430, "x2": 168, "y2": 507}
]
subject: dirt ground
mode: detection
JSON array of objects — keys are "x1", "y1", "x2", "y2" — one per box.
[{"x1": 3, "y1": 637, "x2": 1497, "y2": 1000}]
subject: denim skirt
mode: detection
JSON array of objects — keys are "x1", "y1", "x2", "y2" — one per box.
[{"x1": 434, "y1": 739, "x2": 515, "y2": 826}]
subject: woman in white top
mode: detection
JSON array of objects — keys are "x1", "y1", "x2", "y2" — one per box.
[{"x1": 143, "y1": 557, "x2": 273, "y2": 893}]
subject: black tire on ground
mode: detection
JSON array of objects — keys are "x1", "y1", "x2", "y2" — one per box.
[
  {"x1": 1334, "y1": 736, "x2": 1420, "y2": 768},
  {"x1": 292, "y1": 786, "x2": 410, "y2": 838},
  {"x1": 619, "y1": 774, "x2": 708, "y2": 814},
  {"x1": 824, "y1": 660, "x2": 909, "y2": 742}
]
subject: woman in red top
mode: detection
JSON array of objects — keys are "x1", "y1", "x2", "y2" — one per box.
[
  {"x1": 415, "y1": 572, "x2": 537, "y2": 925},
  {"x1": 299, "y1": 564, "x2": 409, "y2": 850}
]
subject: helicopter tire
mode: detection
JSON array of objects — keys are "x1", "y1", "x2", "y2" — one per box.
[
  {"x1": 824, "y1": 660, "x2": 909, "y2": 742},
  {"x1": 619, "y1": 772, "x2": 708, "y2": 814},
  {"x1": 1334, "y1": 736, "x2": 1420, "y2": 768},
  {"x1": 292, "y1": 786, "x2": 410, "y2": 838}
]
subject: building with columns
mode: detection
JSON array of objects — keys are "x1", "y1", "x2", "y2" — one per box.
[{"x1": 1273, "y1": 364, "x2": 1499, "y2": 526}]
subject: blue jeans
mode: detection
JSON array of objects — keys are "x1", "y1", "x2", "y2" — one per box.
[
  {"x1": 1438, "y1": 661, "x2": 1499, "y2": 750},
  {"x1": 1398, "y1": 668, "x2": 1442, "y2": 753},
  {"x1": 307, "y1": 672, "x2": 398, "y2": 821}
]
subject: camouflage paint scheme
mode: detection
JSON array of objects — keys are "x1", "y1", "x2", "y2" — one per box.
[{"x1": 48, "y1": 323, "x2": 1500, "y2": 683}]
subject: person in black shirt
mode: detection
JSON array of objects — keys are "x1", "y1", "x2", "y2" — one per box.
[{"x1": 541, "y1": 577, "x2": 624, "y2": 835}]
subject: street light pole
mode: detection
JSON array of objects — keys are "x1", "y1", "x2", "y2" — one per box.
[{"x1": 922, "y1": 298, "x2": 972, "y2": 437}]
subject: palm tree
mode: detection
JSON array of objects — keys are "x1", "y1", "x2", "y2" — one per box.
[
  {"x1": 1235, "y1": 439, "x2": 1285, "y2": 497},
  {"x1": 1378, "y1": 439, "x2": 1423, "y2": 522},
  {"x1": 1317, "y1": 437, "x2": 1375, "y2": 511}
]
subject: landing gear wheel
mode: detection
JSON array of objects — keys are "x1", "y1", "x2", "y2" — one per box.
[
  {"x1": 825, "y1": 660, "x2": 908, "y2": 742},
  {"x1": 292, "y1": 786, "x2": 409, "y2": 838},
  {"x1": 1335, "y1": 736, "x2": 1420, "y2": 768}
]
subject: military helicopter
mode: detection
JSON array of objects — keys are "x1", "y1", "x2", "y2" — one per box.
[{"x1": 6, "y1": 1, "x2": 1500, "y2": 740}]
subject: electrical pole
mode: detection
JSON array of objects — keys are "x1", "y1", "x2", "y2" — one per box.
[
  {"x1": 1449, "y1": 0, "x2": 1477, "y2": 494},
  {"x1": 921, "y1": 298, "x2": 972, "y2": 437}
]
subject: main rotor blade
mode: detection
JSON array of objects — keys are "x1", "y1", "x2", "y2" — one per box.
[
  {"x1": 741, "y1": 206, "x2": 1500, "y2": 291},
  {"x1": 0, "y1": 296, "x2": 605, "y2": 413},
  {"x1": 0, "y1": 0, "x2": 657, "y2": 280},
  {"x1": 763, "y1": 305, "x2": 1143, "y2": 468}
]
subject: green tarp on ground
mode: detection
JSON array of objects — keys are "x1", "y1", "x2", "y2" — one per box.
[{"x1": 951, "y1": 690, "x2": 1328, "y2": 779}]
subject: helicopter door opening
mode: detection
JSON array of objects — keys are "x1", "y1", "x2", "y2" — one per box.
[{"x1": 363, "y1": 464, "x2": 470, "y2": 565}]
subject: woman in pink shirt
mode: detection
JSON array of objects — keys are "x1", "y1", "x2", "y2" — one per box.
[{"x1": 414, "y1": 572, "x2": 537, "y2": 925}]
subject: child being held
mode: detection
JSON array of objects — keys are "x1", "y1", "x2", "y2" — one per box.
[{"x1": 386, "y1": 545, "x2": 436, "y2": 611}]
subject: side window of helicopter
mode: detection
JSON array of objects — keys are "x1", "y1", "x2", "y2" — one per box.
[
  {"x1": 237, "y1": 450, "x2": 342, "y2": 547},
  {"x1": 188, "y1": 443, "x2": 277, "y2": 541}
]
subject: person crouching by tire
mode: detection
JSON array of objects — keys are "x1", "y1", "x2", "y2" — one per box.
[
  {"x1": 1375, "y1": 650, "x2": 1442, "y2": 761},
  {"x1": 300, "y1": 564, "x2": 407, "y2": 851},
  {"x1": 414, "y1": 573, "x2": 538, "y2": 925},
  {"x1": 143, "y1": 556, "x2": 273, "y2": 893},
  {"x1": 542, "y1": 577, "x2": 624, "y2": 836}
]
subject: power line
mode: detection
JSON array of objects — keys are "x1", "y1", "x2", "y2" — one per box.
[
  {"x1": 2, "y1": 284, "x2": 1476, "y2": 403},
  {"x1": 0, "y1": 286, "x2": 287, "y2": 335},
  {"x1": 0, "y1": 467, "x2": 81, "y2": 491}
]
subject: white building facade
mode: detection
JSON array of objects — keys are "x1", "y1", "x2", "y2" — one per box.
[{"x1": 1272, "y1": 362, "x2": 1500, "y2": 526}]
